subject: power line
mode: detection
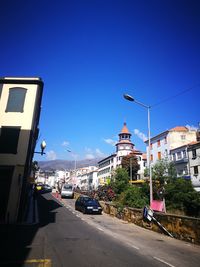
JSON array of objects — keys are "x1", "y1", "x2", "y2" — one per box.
[{"x1": 151, "y1": 83, "x2": 200, "y2": 108}]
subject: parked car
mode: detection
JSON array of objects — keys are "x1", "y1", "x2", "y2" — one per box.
[
  {"x1": 36, "y1": 184, "x2": 52, "y2": 193},
  {"x1": 75, "y1": 195, "x2": 102, "y2": 214},
  {"x1": 40, "y1": 184, "x2": 52, "y2": 193},
  {"x1": 61, "y1": 184, "x2": 74, "y2": 198}
]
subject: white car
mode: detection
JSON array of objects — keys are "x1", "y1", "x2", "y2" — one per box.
[{"x1": 61, "y1": 184, "x2": 74, "y2": 199}]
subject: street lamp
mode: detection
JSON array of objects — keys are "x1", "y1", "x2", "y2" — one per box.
[
  {"x1": 34, "y1": 140, "x2": 46, "y2": 155},
  {"x1": 123, "y1": 94, "x2": 153, "y2": 206}
]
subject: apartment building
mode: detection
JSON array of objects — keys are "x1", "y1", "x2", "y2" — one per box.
[
  {"x1": 170, "y1": 141, "x2": 200, "y2": 192},
  {"x1": 145, "y1": 126, "x2": 197, "y2": 166},
  {"x1": 0, "y1": 77, "x2": 44, "y2": 223},
  {"x1": 77, "y1": 168, "x2": 98, "y2": 190},
  {"x1": 188, "y1": 141, "x2": 200, "y2": 192},
  {"x1": 98, "y1": 123, "x2": 146, "y2": 185},
  {"x1": 170, "y1": 144, "x2": 190, "y2": 177}
]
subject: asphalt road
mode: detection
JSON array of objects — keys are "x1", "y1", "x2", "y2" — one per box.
[
  {"x1": 1, "y1": 193, "x2": 199, "y2": 267},
  {"x1": 36, "y1": 193, "x2": 163, "y2": 267}
]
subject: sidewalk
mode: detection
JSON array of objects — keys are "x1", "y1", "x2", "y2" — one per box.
[
  {"x1": 22, "y1": 189, "x2": 39, "y2": 225},
  {"x1": 0, "y1": 192, "x2": 50, "y2": 267}
]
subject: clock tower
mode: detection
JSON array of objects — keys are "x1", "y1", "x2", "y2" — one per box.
[{"x1": 116, "y1": 122, "x2": 134, "y2": 153}]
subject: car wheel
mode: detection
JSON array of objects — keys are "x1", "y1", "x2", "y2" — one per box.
[{"x1": 83, "y1": 207, "x2": 86, "y2": 214}]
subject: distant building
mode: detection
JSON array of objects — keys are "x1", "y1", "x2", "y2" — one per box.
[
  {"x1": 0, "y1": 77, "x2": 44, "y2": 223},
  {"x1": 97, "y1": 123, "x2": 146, "y2": 186},
  {"x1": 77, "y1": 167, "x2": 98, "y2": 190}
]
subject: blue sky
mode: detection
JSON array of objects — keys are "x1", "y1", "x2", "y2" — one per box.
[{"x1": 1, "y1": 0, "x2": 200, "y2": 161}]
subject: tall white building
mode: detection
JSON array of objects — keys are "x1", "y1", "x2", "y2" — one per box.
[
  {"x1": 98, "y1": 123, "x2": 146, "y2": 186},
  {"x1": 0, "y1": 77, "x2": 44, "y2": 223}
]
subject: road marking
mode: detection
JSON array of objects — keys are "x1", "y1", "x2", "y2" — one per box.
[
  {"x1": 0, "y1": 259, "x2": 51, "y2": 266},
  {"x1": 154, "y1": 257, "x2": 175, "y2": 267},
  {"x1": 97, "y1": 227, "x2": 104, "y2": 232},
  {"x1": 130, "y1": 244, "x2": 140, "y2": 250}
]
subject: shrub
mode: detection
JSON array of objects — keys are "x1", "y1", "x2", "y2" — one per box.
[{"x1": 119, "y1": 186, "x2": 148, "y2": 209}]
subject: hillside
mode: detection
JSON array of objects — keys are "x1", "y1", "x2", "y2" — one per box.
[{"x1": 38, "y1": 157, "x2": 103, "y2": 171}]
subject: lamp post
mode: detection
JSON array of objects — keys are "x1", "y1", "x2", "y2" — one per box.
[
  {"x1": 123, "y1": 94, "x2": 153, "y2": 206},
  {"x1": 34, "y1": 140, "x2": 46, "y2": 155},
  {"x1": 67, "y1": 149, "x2": 77, "y2": 171}
]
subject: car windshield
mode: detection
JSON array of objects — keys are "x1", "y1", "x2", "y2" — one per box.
[
  {"x1": 64, "y1": 185, "x2": 72, "y2": 190},
  {"x1": 84, "y1": 198, "x2": 98, "y2": 205}
]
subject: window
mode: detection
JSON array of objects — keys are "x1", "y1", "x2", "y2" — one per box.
[
  {"x1": 0, "y1": 127, "x2": 20, "y2": 154},
  {"x1": 150, "y1": 143, "x2": 152, "y2": 149},
  {"x1": 150, "y1": 154, "x2": 153, "y2": 161},
  {"x1": 181, "y1": 135, "x2": 186, "y2": 140},
  {"x1": 158, "y1": 152, "x2": 161, "y2": 160},
  {"x1": 177, "y1": 152, "x2": 182, "y2": 160},
  {"x1": 183, "y1": 150, "x2": 187, "y2": 158},
  {"x1": 164, "y1": 136, "x2": 167, "y2": 144},
  {"x1": 192, "y1": 149, "x2": 197, "y2": 159},
  {"x1": 157, "y1": 140, "x2": 160, "y2": 147},
  {"x1": 194, "y1": 166, "x2": 198, "y2": 175},
  {"x1": 172, "y1": 153, "x2": 176, "y2": 161},
  {"x1": 6, "y1": 87, "x2": 27, "y2": 112},
  {"x1": 183, "y1": 167, "x2": 188, "y2": 175}
]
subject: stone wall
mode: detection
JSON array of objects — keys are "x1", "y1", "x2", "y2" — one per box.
[
  {"x1": 100, "y1": 201, "x2": 200, "y2": 245},
  {"x1": 74, "y1": 192, "x2": 200, "y2": 245}
]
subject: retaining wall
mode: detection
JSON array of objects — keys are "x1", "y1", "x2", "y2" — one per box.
[
  {"x1": 100, "y1": 201, "x2": 200, "y2": 245},
  {"x1": 74, "y1": 192, "x2": 200, "y2": 245}
]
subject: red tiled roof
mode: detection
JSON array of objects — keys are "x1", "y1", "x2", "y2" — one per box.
[
  {"x1": 142, "y1": 153, "x2": 147, "y2": 160},
  {"x1": 121, "y1": 122, "x2": 130, "y2": 134},
  {"x1": 169, "y1": 126, "x2": 188, "y2": 132},
  {"x1": 188, "y1": 141, "x2": 200, "y2": 146}
]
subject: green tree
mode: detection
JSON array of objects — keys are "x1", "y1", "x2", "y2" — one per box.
[
  {"x1": 165, "y1": 178, "x2": 200, "y2": 217},
  {"x1": 32, "y1": 161, "x2": 39, "y2": 173},
  {"x1": 119, "y1": 186, "x2": 148, "y2": 208},
  {"x1": 110, "y1": 168, "x2": 129, "y2": 195},
  {"x1": 151, "y1": 158, "x2": 177, "y2": 199},
  {"x1": 121, "y1": 153, "x2": 139, "y2": 180}
]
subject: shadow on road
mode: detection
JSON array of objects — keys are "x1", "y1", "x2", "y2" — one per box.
[{"x1": 0, "y1": 193, "x2": 62, "y2": 266}]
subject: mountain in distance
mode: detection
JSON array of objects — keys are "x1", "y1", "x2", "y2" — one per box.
[{"x1": 38, "y1": 157, "x2": 104, "y2": 171}]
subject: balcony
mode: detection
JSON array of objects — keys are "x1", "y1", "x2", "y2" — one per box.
[{"x1": 174, "y1": 158, "x2": 188, "y2": 164}]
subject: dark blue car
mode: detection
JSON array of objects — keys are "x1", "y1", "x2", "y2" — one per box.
[{"x1": 75, "y1": 195, "x2": 102, "y2": 214}]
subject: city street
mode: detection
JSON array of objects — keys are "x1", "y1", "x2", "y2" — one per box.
[{"x1": 0, "y1": 192, "x2": 200, "y2": 267}]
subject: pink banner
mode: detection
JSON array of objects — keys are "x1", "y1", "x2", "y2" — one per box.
[{"x1": 150, "y1": 200, "x2": 164, "y2": 212}]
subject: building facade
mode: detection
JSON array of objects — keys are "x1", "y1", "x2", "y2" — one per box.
[
  {"x1": 170, "y1": 144, "x2": 190, "y2": 177},
  {"x1": 97, "y1": 123, "x2": 146, "y2": 186},
  {"x1": 0, "y1": 77, "x2": 44, "y2": 223},
  {"x1": 187, "y1": 141, "x2": 200, "y2": 192},
  {"x1": 145, "y1": 126, "x2": 197, "y2": 166}
]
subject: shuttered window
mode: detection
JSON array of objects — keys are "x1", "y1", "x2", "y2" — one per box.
[
  {"x1": 0, "y1": 127, "x2": 20, "y2": 154},
  {"x1": 6, "y1": 87, "x2": 27, "y2": 112}
]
